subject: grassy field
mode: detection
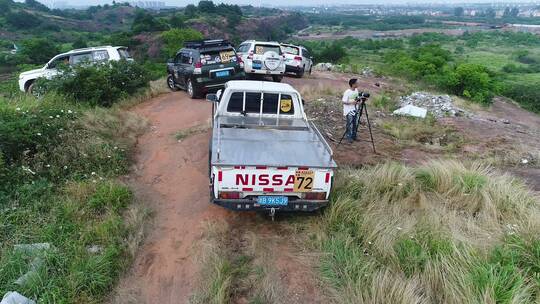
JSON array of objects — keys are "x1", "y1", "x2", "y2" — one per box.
[
  {"x1": 316, "y1": 160, "x2": 540, "y2": 303},
  {"x1": 307, "y1": 31, "x2": 540, "y2": 112}
]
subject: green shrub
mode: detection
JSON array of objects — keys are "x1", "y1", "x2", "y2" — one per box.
[
  {"x1": 0, "y1": 97, "x2": 76, "y2": 164},
  {"x1": 502, "y1": 82, "x2": 540, "y2": 113},
  {"x1": 39, "y1": 60, "x2": 150, "y2": 106},
  {"x1": 19, "y1": 38, "x2": 60, "y2": 64},
  {"x1": 161, "y1": 28, "x2": 204, "y2": 58}
]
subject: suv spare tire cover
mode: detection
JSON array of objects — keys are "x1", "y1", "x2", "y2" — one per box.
[{"x1": 263, "y1": 51, "x2": 281, "y2": 71}]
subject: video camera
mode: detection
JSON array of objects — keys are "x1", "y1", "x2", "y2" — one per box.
[{"x1": 355, "y1": 91, "x2": 370, "y2": 103}]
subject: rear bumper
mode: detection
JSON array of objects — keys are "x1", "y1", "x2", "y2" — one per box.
[
  {"x1": 213, "y1": 199, "x2": 328, "y2": 212},
  {"x1": 285, "y1": 64, "x2": 303, "y2": 73},
  {"x1": 194, "y1": 72, "x2": 246, "y2": 92}
]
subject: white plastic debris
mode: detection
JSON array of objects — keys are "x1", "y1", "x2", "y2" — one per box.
[
  {"x1": 398, "y1": 92, "x2": 468, "y2": 118},
  {"x1": 13, "y1": 243, "x2": 52, "y2": 286},
  {"x1": 522, "y1": 159, "x2": 529, "y2": 164},
  {"x1": 393, "y1": 105, "x2": 427, "y2": 118},
  {"x1": 1, "y1": 292, "x2": 36, "y2": 304}
]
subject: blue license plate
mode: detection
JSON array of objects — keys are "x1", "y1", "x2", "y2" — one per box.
[
  {"x1": 258, "y1": 196, "x2": 288, "y2": 206},
  {"x1": 252, "y1": 62, "x2": 262, "y2": 69},
  {"x1": 215, "y1": 71, "x2": 230, "y2": 77}
]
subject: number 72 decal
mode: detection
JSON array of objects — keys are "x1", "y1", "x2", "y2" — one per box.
[{"x1": 294, "y1": 170, "x2": 315, "y2": 192}]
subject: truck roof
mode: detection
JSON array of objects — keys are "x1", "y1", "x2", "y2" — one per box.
[{"x1": 225, "y1": 80, "x2": 299, "y2": 94}]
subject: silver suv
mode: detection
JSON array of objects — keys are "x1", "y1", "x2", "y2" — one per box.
[
  {"x1": 18, "y1": 46, "x2": 132, "y2": 94},
  {"x1": 281, "y1": 43, "x2": 313, "y2": 78},
  {"x1": 236, "y1": 40, "x2": 285, "y2": 82}
]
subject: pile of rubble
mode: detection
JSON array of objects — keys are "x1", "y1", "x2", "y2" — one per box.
[
  {"x1": 313, "y1": 62, "x2": 334, "y2": 71},
  {"x1": 397, "y1": 92, "x2": 469, "y2": 118}
]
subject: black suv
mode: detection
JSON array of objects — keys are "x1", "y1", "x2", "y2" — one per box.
[{"x1": 167, "y1": 39, "x2": 245, "y2": 98}]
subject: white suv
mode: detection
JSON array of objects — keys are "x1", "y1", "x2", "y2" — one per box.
[
  {"x1": 281, "y1": 43, "x2": 313, "y2": 78},
  {"x1": 236, "y1": 40, "x2": 285, "y2": 82},
  {"x1": 18, "y1": 46, "x2": 132, "y2": 94}
]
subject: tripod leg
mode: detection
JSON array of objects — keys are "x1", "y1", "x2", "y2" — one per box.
[
  {"x1": 363, "y1": 105, "x2": 376, "y2": 153},
  {"x1": 338, "y1": 114, "x2": 354, "y2": 146}
]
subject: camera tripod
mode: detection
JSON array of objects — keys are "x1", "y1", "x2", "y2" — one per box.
[{"x1": 338, "y1": 99, "x2": 376, "y2": 153}]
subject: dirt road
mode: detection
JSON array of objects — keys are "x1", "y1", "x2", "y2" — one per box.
[
  {"x1": 112, "y1": 89, "x2": 326, "y2": 304},
  {"x1": 111, "y1": 92, "x2": 228, "y2": 303}
]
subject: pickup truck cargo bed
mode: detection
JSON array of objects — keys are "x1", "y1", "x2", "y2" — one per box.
[{"x1": 211, "y1": 118, "x2": 336, "y2": 168}]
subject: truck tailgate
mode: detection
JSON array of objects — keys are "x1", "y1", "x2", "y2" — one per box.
[{"x1": 213, "y1": 165, "x2": 333, "y2": 199}]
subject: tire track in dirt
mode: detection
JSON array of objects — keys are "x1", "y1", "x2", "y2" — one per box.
[{"x1": 111, "y1": 90, "x2": 327, "y2": 304}]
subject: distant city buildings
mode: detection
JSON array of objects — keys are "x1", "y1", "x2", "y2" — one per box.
[{"x1": 130, "y1": 1, "x2": 165, "y2": 10}]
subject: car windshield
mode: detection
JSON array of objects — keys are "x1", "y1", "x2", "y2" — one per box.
[
  {"x1": 254, "y1": 45, "x2": 281, "y2": 55},
  {"x1": 282, "y1": 46, "x2": 299, "y2": 55},
  {"x1": 200, "y1": 49, "x2": 237, "y2": 65}
]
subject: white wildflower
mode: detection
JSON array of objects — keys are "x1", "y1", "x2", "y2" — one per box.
[
  {"x1": 91, "y1": 172, "x2": 96, "y2": 175},
  {"x1": 396, "y1": 227, "x2": 402, "y2": 230},
  {"x1": 16, "y1": 107, "x2": 21, "y2": 111},
  {"x1": 63, "y1": 166, "x2": 68, "y2": 169},
  {"x1": 68, "y1": 110, "x2": 73, "y2": 114},
  {"x1": 37, "y1": 132, "x2": 42, "y2": 136}
]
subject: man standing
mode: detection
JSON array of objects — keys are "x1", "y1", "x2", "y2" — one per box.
[{"x1": 342, "y1": 78, "x2": 359, "y2": 143}]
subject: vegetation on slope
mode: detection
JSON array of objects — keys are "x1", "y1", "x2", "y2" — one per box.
[
  {"x1": 317, "y1": 160, "x2": 540, "y2": 303},
  {"x1": 0, "y1": 63, "x2": 167, "y2": 302}
]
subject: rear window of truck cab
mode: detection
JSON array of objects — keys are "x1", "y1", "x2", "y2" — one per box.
[
  {"x1": 200, "y1": 49, "x2": 237, "y2": 65},
  {"x1": 226, "y1": 92, "x2": 295, "y2": 115}
]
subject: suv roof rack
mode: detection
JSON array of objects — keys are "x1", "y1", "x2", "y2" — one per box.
[{"x1": 184, "y1": 39, "x2": 232, "y2": 49}]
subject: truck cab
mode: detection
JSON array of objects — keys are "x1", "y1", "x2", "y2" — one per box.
[{"x1": 207, "y1": 80, "x2": 337, "y2": 213}]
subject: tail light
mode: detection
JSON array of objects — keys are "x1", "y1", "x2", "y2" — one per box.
[
  {"x1": 304, "y1": 192, "x2": 326, "y2": 200},
  {"x1": 194, "y1": 61, "x2": 202, "y2": 74},
  {"x1": 247, "y1": 51, "x2": 253, "y2": 60},
  {"x1": 294, "y1": 56, "x2": 302, "y2": 61},
  {"x1": 237, "y1": 55, "x2": 244, "y2": 68},
  {"x1": 219, "y1": 191, "x2": 241, "y2": 199}
]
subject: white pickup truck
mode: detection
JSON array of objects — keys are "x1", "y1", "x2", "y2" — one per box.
[{"x1": 207, "y1": 80, "x2": 337, "y2": 214}]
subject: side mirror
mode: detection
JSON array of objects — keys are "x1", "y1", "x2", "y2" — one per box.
[{"x1": 206, "y1": 93, "x2": 219, "y2": 102}]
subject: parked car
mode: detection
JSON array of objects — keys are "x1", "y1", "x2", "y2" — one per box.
[
  {"x1": 206, "y1": 80, "x2": 337, "y2": 216},
  {"x1": 236, "y1": 40, "x2": 285, "y2": 82},
  {"x1": 166, "y1": 39, "x2": 245, "y2": 99},
  {"x1": 18, "y1": 46, "x2": 132, "y2": 95},
  {"x1": 280, "y1": 43, "x2": 313, "y2": 78}
]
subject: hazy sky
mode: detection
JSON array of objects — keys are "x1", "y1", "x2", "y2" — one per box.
[{"x1": 36, "y1": 0, "x2": 540, "y2": 7}]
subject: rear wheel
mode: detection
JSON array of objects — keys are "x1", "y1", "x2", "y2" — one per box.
[
  {"x1": 167, "y1": 75, "x2": 178, "y2": 91},
  {"x1": 187, "y1": 79, "x2": 200, "y2": 99},
  {"x1": 272, "y1": 75, "x2": 283, "y2": 82},
  {"x1": 296, "y1": 68, "x2": 305, "y2": 78}
]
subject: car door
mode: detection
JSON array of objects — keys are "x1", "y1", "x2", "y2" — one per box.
[
  {"x1": 70, "y1": 52, "x2": 93, "y2": 66},
  {"x1": 302, "y1": 48, "x2": 312, "y2": 71},
  {"x1": 178, "y1": 51, "x2": 194, "y2": 86},
  {"x1": 44, "y1": 54, "x2": 70, "y2": 79},
  {"x1": 171, "y1": 53, "x2": 184, "y2": 85}
]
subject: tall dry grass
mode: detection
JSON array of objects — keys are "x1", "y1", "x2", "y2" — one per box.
[{"x1": 317, "y1": 160, "x2": 540, "y2": 303}]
